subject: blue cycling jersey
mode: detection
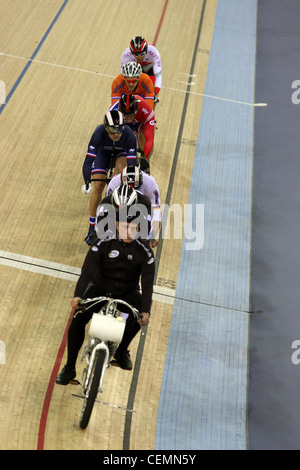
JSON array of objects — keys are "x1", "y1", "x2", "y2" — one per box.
[{"x1": 82, "y1": 124, "x2": 137, "y2": 182}]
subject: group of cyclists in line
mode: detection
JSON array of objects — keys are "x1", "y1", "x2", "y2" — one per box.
[{"x1": 56, "y1": 36, "x2": 164, "y2": 384}]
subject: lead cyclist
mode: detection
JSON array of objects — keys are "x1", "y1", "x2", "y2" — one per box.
[{"x1": 121, "y1": 36, "x2": 162, "y2": 104}]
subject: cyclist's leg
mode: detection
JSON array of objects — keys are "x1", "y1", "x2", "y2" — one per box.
[
  {"x1": 114, "y1": 155, "x2": 127, "y2": 174},
  {"x1": 117, "y1": 290, "x2": 142, "y2": 351},
  {"x1": 66, "y1": 310, "x2": 93, "y2": 369},
  {"x1": 85, "y1": 154, "x2": 110, "y2": 244},
  {"x1": 56, "y1": 308, "x2": 93, "y2": 384},
  {"x1": 138, "y1": 128, "x2": 145, "y2": 153},
  {"x1": 111, "y1": 291, "x2": 142, "y2": 369},
  {"x1": 89, "y1": 176, "x2": 107, "y2": 217},
  {"x1": 64, "y1": 286, "x2": 106, "y2": 370}
]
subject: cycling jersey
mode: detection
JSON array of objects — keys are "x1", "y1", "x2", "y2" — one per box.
[
  {"x1": 106, "y1": 172, "x2": 161, "y2": 223},
  {"x1": 82, "y1": 124, "x2": 137, "y2": 183},
  {"x1": 110, "y1": 95, "x2": 155, "y2": 158},
  {"x1": 111, "y1": 73, "x2": 155, "y2": 109}
]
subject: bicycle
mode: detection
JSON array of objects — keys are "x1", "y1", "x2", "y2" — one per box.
[{"x1": 72, "y1": 296, "x2": 141, "y2": 429}]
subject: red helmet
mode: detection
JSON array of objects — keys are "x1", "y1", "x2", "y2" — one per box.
[{"x1": 130, "y1": 36, "x2": 148, "y2": 55}]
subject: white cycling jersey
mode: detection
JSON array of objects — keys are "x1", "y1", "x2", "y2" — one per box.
[
  {"x1": 121, "y1": 44, "x2": 162, "y2": 93},
  {"x1": 106, "y1": 171, "x2": 161, "y2": 222}
]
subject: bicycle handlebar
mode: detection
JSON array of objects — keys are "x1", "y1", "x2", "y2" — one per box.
[{"x1": 77, "y1": 296, "x2": 141, "y2": 319}]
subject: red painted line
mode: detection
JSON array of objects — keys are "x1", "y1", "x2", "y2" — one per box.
[
  {"x1": 37, "y1": 1, "x2": 169, "y2": 451},
  {"x1": 152, "y1": 0, "x2": 169, "y2": 46},
  {"x1": 37, "y1": 309, "x2": 74, "y2": 450}
]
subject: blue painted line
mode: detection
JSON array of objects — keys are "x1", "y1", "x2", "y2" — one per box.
[
  {"x1": 0, "y1": 0, "x2": 69, "y2": 115},
  {"x1": 155, "y1": 0, "x2": 257, "y2": 450}
]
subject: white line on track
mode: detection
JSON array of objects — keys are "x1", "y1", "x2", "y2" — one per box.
[
  {"x1": 0, "y1": 52, "x2": 267, "y2": 107},
  {"x1": 0, "y1": 250, "x2": 175, "y2": 305}
]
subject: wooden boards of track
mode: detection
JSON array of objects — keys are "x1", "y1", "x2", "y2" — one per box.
[{"x1": 0, "y1": 0, "x2": 217, "y2": 450}]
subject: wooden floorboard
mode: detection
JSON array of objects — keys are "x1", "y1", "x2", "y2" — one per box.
[{"x1": 0, "y1": 0, "x2": 217, "y2": 450}]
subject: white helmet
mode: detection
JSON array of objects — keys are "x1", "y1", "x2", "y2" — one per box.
[
  {"x1": 111, "y1": 185, "x2": 138, "y2": 208},
  {"x1": 122, "y1": 62, "x2": 142, "y2": 78}
]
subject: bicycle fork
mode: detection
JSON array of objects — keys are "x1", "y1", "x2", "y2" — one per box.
[{"x1": 81, "y1": 340, "x2": 110, "y2": 394}]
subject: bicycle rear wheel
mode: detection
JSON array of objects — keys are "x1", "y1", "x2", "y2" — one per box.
[{"x1": 79, "y1": 349, "x2": 106, "y2": 429}]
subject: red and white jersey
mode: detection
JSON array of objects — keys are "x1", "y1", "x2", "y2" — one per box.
[
  {"x1": 109, "y1": 95, "x2": 155, "y2": 158},
  {"x1": 126, "y1": 95, "x2": 155, "y2": 125},
  {"x1": 121, "y1": 44, "x2": 162, "y2": 93},
  {"x1": 109, "y1": 95, "x2": 155, "y2": 126}
]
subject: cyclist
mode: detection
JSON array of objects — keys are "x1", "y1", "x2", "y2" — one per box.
[
  {"x1": 82, "y1": 110, "x2": 137, "y2": 246},
  {"x1": 96, "y1": 185, "x2": 152, "y2": 243},
  {"x1": 106, "y1": 166, "x2": 161, "y2": 248},
  {"x1": 56, "y1": 206, "x2": 155, "y2": 384},
  {"x1": 110, "y1": 94, "x2": 155, "y2": 170},
  {"x1": 111, "y1": 62, "x2": 155, "y2": 110},
  {"x1": 121, "y1": 36, "x2": 162, "y2": 103}
]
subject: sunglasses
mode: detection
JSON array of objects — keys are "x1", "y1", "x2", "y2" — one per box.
[
  {"x1": 133, "y1": 52, "x2": 146, "y2": 57},
  {"x1": 105, "y1": 125, "x2": 124, "y2": 135},
  {"x1": 124, "y1": 78, "x2": 139, "y2": 84}
]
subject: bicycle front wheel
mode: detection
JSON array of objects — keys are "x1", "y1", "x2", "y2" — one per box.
[{"x1": 79, "y1": 349, "x2": 106, "y2": 429}]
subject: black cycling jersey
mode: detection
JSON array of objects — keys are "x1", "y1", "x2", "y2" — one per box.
[{"x1": 74, "y1": 234, "x2": 155, "y2": 314}]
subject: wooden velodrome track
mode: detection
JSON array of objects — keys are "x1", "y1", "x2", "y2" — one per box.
[{"x1": 0, "y1": 0, "x2": 217, "y2": 450}]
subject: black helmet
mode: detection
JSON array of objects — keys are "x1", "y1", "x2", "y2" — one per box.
[
  {"x1": 121, "y1": 165, "x2": 143, "y2": 188},
  {"x1": 119, "y1": 94, "x2": 138, "y2": 115},
  {"x1": 104, "y1": 110, "x2": 125, "y2": 134},
  {"x1": 130, "y1": 36, "x2": 148, "y2": 55}
]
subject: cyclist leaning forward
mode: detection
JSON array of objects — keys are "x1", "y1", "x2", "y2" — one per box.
[
  {"x1": 111, "y1": 62, "x2": 155, "y2": 110},
  {"x1": 110, "y1": 94, "x2": 155, "y2": 173},
  {"x1": 120, "y1": 36, "x2": 162, "y2": 103},
  {"x1": 82, "y1": 110, "x2": 138, "y2": 245}
]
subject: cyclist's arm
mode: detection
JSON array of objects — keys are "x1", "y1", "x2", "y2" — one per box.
[
  {"x1": 150, "y1": 46, "x2": 162, "y2": 94},
  {"x1": 140, "y1": 245, "x2": 155, "y2": 314},
  {"x1": 74, "y1": 248, "x2": 100, "y2": 298},
  {"x1": 82, "y1": 155, "x2": 95, "y2": 184},
  {"x1": 142, "y1": 120, "x2": 155, "y2": 159},
  {"x1": 82, "y1": 132, "x2": 99, "y2": 184},
  {"x1": 140, "y1": 75, "x2": 155, "y2": 109},
  {"x1": 111, "y1": 75, "x2": 124, "y2": 106},
  {"x1": 125, "y1": 128, "x2": 138, "y2": 166}
]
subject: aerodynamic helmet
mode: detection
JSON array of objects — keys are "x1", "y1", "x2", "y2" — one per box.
[
  {"x1": 103, "y1": 110, "x2": 125, "y2": 134},
  {"x1": 119, "y1": 94, "x2": 139, "y2": 115},
  {"x1": 121, "y1": 165, "x2": 143, "y2": 189},
  {"x1": 130, "y1": 36, "x2": 148, "y2": 55},
  {"x1": 111, "y1": 185, "x2": 138, "y2": 209}
]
